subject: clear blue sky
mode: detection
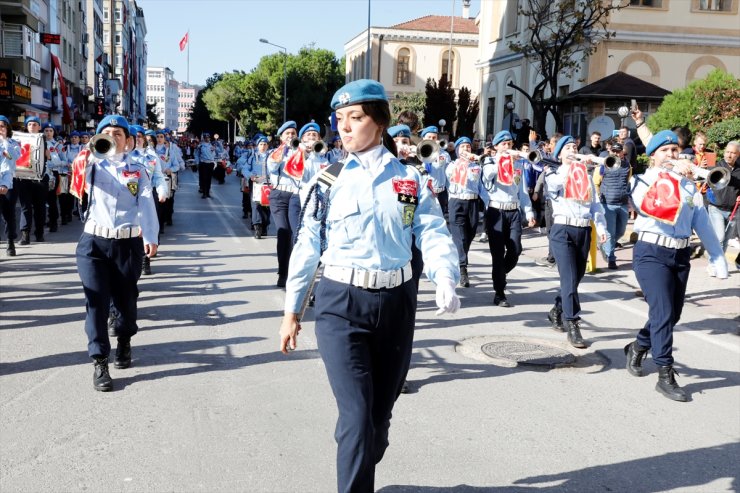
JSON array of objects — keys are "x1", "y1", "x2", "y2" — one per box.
[{"x1": 138, "y1": 0, "x2": 481, "y2": 86}]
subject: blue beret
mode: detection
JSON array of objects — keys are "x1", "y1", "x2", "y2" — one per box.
[
  {"x1": 331, "y1": 135, "x2": 341, "y2": 143},
  {"x1": 299, "y1": 122, "x2": 320, "y2": 139},
  {"x1": 79, "y1": 131, "x2": 90, "y2": 137},
  {"x1": 25, "y1": 116, "x2": 40, "y2": 126},
  {"x1": 646, "y1": 130, "x2": 679, "y2": 157},
  {"x1": 155, "y1": 130, "x2": 167, "y2": 136},
  {"x1": 0, "y1": 115, "x2": 10, "y2": 126},
  {"x1": 420, "y1": 126, "x2": 439, "y2": 138},
  {"x1": 493, "y1": 130, "x2": 513, "y2": 146},
  {"x1": 330, "y1": 79, "x2": 388, "y2": 110},
  {"x1": 42, "y1": 122, "x2": 54, "y2": 130},
  {"x1": 96, "y1": 114, "x2": 129, "y2": 136},
  {"x1": 277, "y1": 121, "x2": 297, "y2": 136},
  {"x1": 388, "y1": 124, "x2": 412, "y2": 139},
  {"x1": 454, "y1": 137, "x2": 472, "y2": 150},
  {"x1": 553, "y1": 135, "x2": 575, "y2": 160},
  {"x1": 129, "y1": 125, "x2": 145, "y2": 135},
  {"x1": 255, "y1": 136, "x2": 268, "y2": 145},
  {"x1": 145, "y1": 130, "x2": 156, "y2": 137},
  {"x1": 70, "y1": 131, "x2": 80, "y2": 137}
]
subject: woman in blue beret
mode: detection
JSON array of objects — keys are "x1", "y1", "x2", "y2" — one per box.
[
  {"x1": 279, "y1": 79, "x2": 460, "y2": 492},
  {"x1": 625, "y1": 130, "x2": 727, "y2": 402}
]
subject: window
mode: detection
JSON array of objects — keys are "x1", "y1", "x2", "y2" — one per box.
[
  {"x1": 441, "y1": 50, "x2": 455, "y2": 84},
  {"x1": 103, "y1": 31, "x2": 110, "y2": 44},
  {"x1": 115, "y1": 32, "x2": 121, "y2": 45},
  {"x1": 697, "y1": 0, "x2": 733, "y2": 10},
  {"x1": 2, "y1": 24, "x2": 23, "y2": 57},
  {"x1": 486, "y1": 97, "x2": 496, "y2": 139},
  {"x1": 505, "y1": 0, "x2": 519, "y2": 36},
  {"x1": 25, "y1": 27, "x2": 36, "y2": 60},
  {"x1": 395, "y1": 48, "x2": 411, "y2": 85},
  {"x1": 114, "y1": 7, "x2": 122, "y2": 22},
  {"x1": 103, "y1": 6, "x2": 109, "y2": 22},
  {"x1": 630, "y1": 0, "x2": 663, "y2": 6}
]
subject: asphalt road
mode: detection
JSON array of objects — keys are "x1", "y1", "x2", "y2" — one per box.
[{"x1": 1, "y1": 170, "x2": 738, "y2": 493}]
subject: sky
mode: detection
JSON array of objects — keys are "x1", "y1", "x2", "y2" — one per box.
[{"x1": 137, "y1": 0, "x2": 481, "y2": 86}]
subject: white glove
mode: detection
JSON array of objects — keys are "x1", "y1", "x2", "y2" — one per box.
[{"x1": 435, "y1": 277, "x2": 460, "y2": 315}]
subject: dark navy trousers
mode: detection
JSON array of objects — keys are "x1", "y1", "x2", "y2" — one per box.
[
  {"x1": 550, "y1": 223, "x2": 591, "y2": 320},
  {"x1": 17, "y1": 178, "x2": 48, "y2": 236},
  {"x1": 269, "y1": 189, "x2": 298, "y2": 279},
  {"x1": 633, "y1": 241, "x2": 691, "y2": 366},
  {"x1": 251, "y1": 202, "x2": 271, "y2": 228},
  {"x1": 485, "y1": 207, "x2": 523, "y2": 296},
  {"x1": 0, "y1": 186, "x2": 18, "y2": 241},
  {"x1": 314, "y1": 277, "x2": 417, "y2": 493},
  {"x1": 448, "y1": 198, "x2": 480, "y2": 267},
  {"x1": 76, "y1": 233, "x2": 144, "y2": 359}
]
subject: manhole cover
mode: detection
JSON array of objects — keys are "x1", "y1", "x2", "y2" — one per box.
[{"x1": 481, "y1": 341, "x2": 576, "y2": 366}]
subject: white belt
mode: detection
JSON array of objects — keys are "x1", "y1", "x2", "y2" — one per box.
[
  {"x1": 449, "y1": 193, "x2": 478, "y2": 200},
  {"x1": 323, "y1": 263, "x2": 412, "y2": 290},
  {"x1": 554, "y1": 217, "x2": 591, "y2": 228},
  {"x1": 275, "y1": 184, "x2": 298, "y2": 194},
  {"x1": 488, "y1": 200, "x2": 519, "y2": 211},
  {"x1": 85, "y1": 222, "x2": 141, "y2": 239},
  {"x1": 433, "y1": 187, "x2": 446, "y2": 193},
  {"x1": 638, "y1": 231, "x2": 690, "y2": 250}
]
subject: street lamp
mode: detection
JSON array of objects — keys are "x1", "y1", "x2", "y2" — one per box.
[
  {"x1": 259, "y1": 38, "x2": 288, "y2": 122},
  {"x1": 439, "y1": 119, "x2": 446, "y2": 133},
  {"x1": 505, "y1": 100, "x2": 516, "y2": 134}
]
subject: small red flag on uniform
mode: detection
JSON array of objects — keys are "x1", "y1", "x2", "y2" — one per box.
[
  {"x1": 497, "y1": 155, "x2": 514, "y2": 186},
  {"x1": 449, "y1": 160, "x2": 469, "y2": 188},
  {"x1": 641, "y1": 172, "x2": 682, "y2": 225},
  {"x1": 179, "y1": 32, "x2": 189, "y2": 52},
  {"x1": 564, "y1": 161, "x2": 592, "y2": 202}
]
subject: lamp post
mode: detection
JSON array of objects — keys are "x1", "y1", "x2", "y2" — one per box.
[
  {"x1": 505, "y1": 100, "x2": 516, "y2": 135},
  {"x1": 259, "y1": 38, "x2": 287, "y2": 122}
]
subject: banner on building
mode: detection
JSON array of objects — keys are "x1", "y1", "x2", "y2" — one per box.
[{"x1": 50, "y1": 54, "x2": 72, "y2": 124}]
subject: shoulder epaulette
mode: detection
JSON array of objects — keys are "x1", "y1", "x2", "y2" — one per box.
[{"x1": 317, "y1": 161, "x2": 345, "y2": 189}]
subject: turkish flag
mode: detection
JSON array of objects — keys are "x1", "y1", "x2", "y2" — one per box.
[
  {"x1": 641, "y1": 172, "x2": 682, "y2": 225},
  {"x1": 564, "y1": 162, "x2": 592, "y2": 202},
  {"x1": 179, "y1": 32, "x2": 189, "y2": 52},
  {"x1": 497, "y1": 155, "x2": 514, "y2": 186},
  {"x1": 284, "y1": 149, "x2": 305, "y2": 179},
  {"x1": 449, "y1": 160, "x2": 469, "y2": 187},
  {"x1": 70, "y1": 148, "x2": 91, "y2": 200},
  {"x1": 16, "y1": 143, "x2": 32, "y2": 171},
  {"x1": 269, "y1": 143, "x2": 286, "y2": 163}
]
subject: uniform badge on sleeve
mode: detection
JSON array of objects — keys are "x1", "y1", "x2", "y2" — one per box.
[
  {"x1": 403, "y1": 204, "x2": 415, "y2": 226},
  {"x1": 122, "y1": 170, "x2": 141, "y2": 196}
]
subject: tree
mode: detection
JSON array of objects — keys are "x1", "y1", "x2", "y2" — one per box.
[
  {"x1": 423, "y1": 75, "x2": 456, "y2": 137},
  {"x1": 508, "y1": 0, "x2": 626, "y2": 136},
  {"x1": 647, "y1": 69, "x2": 740, "y2": 141},
  {"x1": 187, "y1": 73, "x2": 228, "y2": 137},
  {"x1": 390, "y1": 92, "x2": 426, "y2": 126},
  {"x1": 455, "y1": 87, "x2": 479, "y2": 140},
  {"x1": 145, "y1": 103, "x2": 159, "y2": 129}
]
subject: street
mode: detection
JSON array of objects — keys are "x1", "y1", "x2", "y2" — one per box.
[{"x1": 1, "y1": 169, "x2": 738, "y2": 493}]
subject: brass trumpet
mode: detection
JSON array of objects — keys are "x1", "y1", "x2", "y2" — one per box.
[
  {"x1": 89, "y1": 134, "x2": 117, "y2": 160},
  {"x1": 310, "y1": 140, "x2": 326, "y2": 154},
  {"x1": 573, "y1": 153, "x2": 619, "y2": 169},
  {"x1": 505, "y1": 150, "x2": 543, "y2": 163},
  {"x1": 667, "y1": 160, "x2": 730, "y2": 190},
  {"x1": 290, "y1": 138, "x2": 301, "y2": 149},
  {"x1": 416, "y1": 139, "x2": 440, "y2": 163}
]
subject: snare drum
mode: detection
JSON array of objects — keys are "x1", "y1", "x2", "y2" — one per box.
[
  {"x1": 170, "y1": 171, "x2": 179, "y2": 192},
  {"x1": 57, "y1": 174, "x2": 70, "y2": 195},
  {"x1": 253, "y1": 182, "x2": 272, "y2": 206}
]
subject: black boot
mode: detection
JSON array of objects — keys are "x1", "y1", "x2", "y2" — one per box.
[
  {"x1": 93, "y1": 357, "x2": 113, "y2": 392},
  {"x1": 142, "y1": 256, "x2": 152, "y2": 275},
  {"x1": 6, "y1": 240, "x2": 16, "y2": 256},
  {"x1": 254, "y1": 224, "x2": 262, "y2": 239},
  {"x1": 566, "y1": 320, "x2": 586, "y2": 348},
  {"x1": 107, "y1": 312, "x2": 118, "y2": 337},
  {"x1": 19, "y1": 231, "x2": 30, "y2": 245},
  {"x1": 547, "y1": 306, "x2": 564, "y2": 332},
  {"x1": 624, "y1": 341, "x2": 649, "y2": 377},
  {"x1": 493, "y1": 292, "x2": 511, "y2": 307},
  {"x1": 656, "y1": 366, "x2": 688, "y2": 402},
  {"x1": 460, "y1": 266, "x2": 470, "y2": 288},
  {"x1": 114, "y1": 338, "x2": 132, "y2": 369}
]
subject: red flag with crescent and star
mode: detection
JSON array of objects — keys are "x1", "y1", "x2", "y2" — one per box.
[
  {"x1": 497, "y1": 154, "x2": 514, "y2": 186},
  {"x1": 269, "y1": 143, "x2": 285, "y2": 163},
  {"x1": 564, "y1": 161, "x2": 592, "y2": 202},
  {"x1": 16, "y1": 143, "x2": 31, "y2": 172},
  {"x1": 449, "y1": 160, "x2": 469, "y2": 187},
  {"x1": 284, "y1": 149, "x2": 305, "y2": 179},
  {"x1": 70, "y1": 148, "x2": 91, "y2": 199},
  {"x1": 641, "y1": 172, "x2": 682, "y2": 225}
]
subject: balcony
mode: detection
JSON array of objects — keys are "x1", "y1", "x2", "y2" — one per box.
[{"x1": 0, "y1": 0, "x2": 41, "y2": 31}]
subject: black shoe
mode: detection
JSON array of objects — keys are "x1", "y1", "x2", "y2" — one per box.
[
  {"x1": 201, "y1": 194, "x2": 207, "y2": 199},
  {"x1": 535, "y1": 256, "x2": 556, "y2": 268},
  {"x1": 277, "y1": 276, "x2": 286, "y2": 288},
  {"x1": 242, "y1": 213, "x2": 248, "y2": 219},
  {"x1": 93, "y1": 357, "x2": 113, "y2": 392},
  {"x1": 206, "y1": 193, "x2": 211, "y2": 198},
  {"x1": 35, "y1": 234, "x2": 44, "y2": 242},
  {"x1": 547, "y1": 307, "x2": 564, "y2": 332},
  {"x1": 6, "y1": 240, "x2": 16, "y2": 257},
  {"x1": 615, "y1": 242, "x2": 623, "y2": 249},
  {"x1": 143, "y1": 256, "x2": 152, "y2": 275},
  {"x1": 114, "y1": 338, "x2": 132, "y2": 369},
  {"x1": 400, "y1": 381, "x2": 410, "y2": 394},
  {"x1": 459, "y1": 266, "x2": 470, "y2": 288},
  {"x1": 566, "y1": 320, "x2": 587, "y2": 348},
  {"x1": 608, "y1": 260, "x2": 618, "y2": 270},
  {"x1": 254, "y1": 224, "x2": 262, "y2": 239},
  {"x1": 624, "y1": 341, "x2": 649, "y2": 377},
  {"x1": 656, "y1": 366, "x2": 688, "y2": 402},
  {"x1": 493, "y1": 294, "x2": 511, "y2": 307},
  {"x1": 107, "y1": 313, "x2": 118, "y2": 338},
  {"x1": 19, "y1": 231, "x2": 30, "y2": 245},
  {"x1": 49, "y1": 224, "x2": 58, "y2": 233}
]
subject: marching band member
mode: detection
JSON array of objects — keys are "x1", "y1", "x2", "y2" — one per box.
[
  {"x1": 41, "y1": 123, "x2": 63, "y2": 233},
  {"x1": 419, "y1": 125, "x2": 450, "y2": 215},
  {"x1": 212, "y1": 133, "x2": 228, "y2": 185},
  {"x1": 0, "y1": 115, "x2": 20, "y2": 256},
  {"x1": 625, "y1": 130, "x2": 728, "y2": 402},
  {"x1": 65, "y1": 131, "x2": 87, "y2": 222},
  {"x1": 243, "y1": 137, "x2": 272, "y2": 239},
  {"x1": 155, "y1": 131, "x2": 177, "y2": 227},
  {"x1": 481, "y1": 130, "x2": 536, "y2": 307},
  {"x1": 166, "y1": 133, "x2": 185, "y2": 226},
  {"x1": 17, "y1": 117, "x2": 53, "y2": 244},
  {"x1": 445, "y1": 136, "x2": 489, "y2": 287},
  {"x1": 326, "y1": 135, "x2": 346, "y2": 164},
  {"x1": 73, "y1": 115, "x2": 158, "y2": 391},
  {"x1": 235, "y1": 141, "x2": 253, "y2": 219},
  {"x1": 195, "y1": 133, "x2": 217, "y2": 198},
  {"x1": 544, "y1": 136, "x2": 607, "y2": 348},
  {"x1": 279, "y1": 79, "x2": 460, "y2": 492}
]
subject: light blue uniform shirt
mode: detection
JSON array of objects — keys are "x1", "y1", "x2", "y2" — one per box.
[
  {"x1": 168, "y1": 142, "x2": 185, "y2": 171},
  {"x1": 284, "y1": 145, "x2": 460, "y2": 313},
  {"x1": 631, "y1": 166, "x2": 728, "y2": 276},
  {"x1": 131, "y1": 147, "x2": 168, "y2": 199},
  {"x1": 427, "y1": 149, "x2": 450, "y2": 191},
  {"x1": 155, "y1": 144, "x2": 178, "y2": 174},
  {"x1": 63, "y1": 143, "x2": 85, "y2": 174},
  {"x1": 85, "y1": 152, "x2": 159, "y2": 245},
  {"x1": 45, "y1": 139, "x2": 65, "y2": 173},
  {"x1": 243, "y1": 151, "x2": 270, "y2": 182},
  {"x1": 195, "y1": 142, "x2": 216, "y2": 163},
  {"x1": 545, "y1": 164, "x2": 607, "y2": 236},
  {"x1": 0, "y1": 137, "x2": 20, "y2": 189},
  {"x1": 482, "y1": 155, "x2": 534, "y2": 220},
  {"x1": 445, "y1": 157, "x2": 489, "y2": 201},
  {"x1": 327, "y1": 147, "x2": 345, "y2": 165}
]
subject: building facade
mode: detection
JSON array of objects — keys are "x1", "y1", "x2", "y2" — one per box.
[
  {"x1": 476, "y1": 0, "x2": 740, "y2": 141},
  {"x1": 146, "y1": 66, "x2": 178, "y2": 130},
  {"x1": 177, "y1": 82, "x2": 201, "y2": 134}
]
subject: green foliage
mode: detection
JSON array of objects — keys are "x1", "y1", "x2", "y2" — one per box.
[
  {"x1": 187, "y1": 73, "x2": 228, "y2": 137},
  {"x1": 635, "y1": 154, "x2": 650, "y2": 175},
  {"x1": 391, "y1": 92, "x2": 426, "y2": 126},
  {"x1": 423, "y1": 75, "x2": 456, "y2": 137},
  {"x1": 705, "y1": 117, "x2": 740, "y2": 150},
  {"x1": 648, "y1": 69, "x2": 740, "y2": 137},
  {"x1": 455, "y1": 87, "x2": 479, "y2": 139}
]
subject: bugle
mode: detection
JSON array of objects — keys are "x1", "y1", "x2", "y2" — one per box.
[
  {"x1": 667, "y1": 160, "x2": 730, "y2": 190},
  {"x1": 573, "y1": 153, "x2": 619, "y2": 169},
  {"x1": 310, "y1": 140, "x2": 326, "y2": 154},
  {"x1": 505, "y1": 150, "x2": 543, "y2": 163},
  {"x1": 290, "y1": 138, "x2": 301, "y2": 149},
  {"x1": 89, "y1": 134, "x2": 117, "y2": 160},
  {"x1": 416, "y1": 139, "x2": 440, "y2": 163}
]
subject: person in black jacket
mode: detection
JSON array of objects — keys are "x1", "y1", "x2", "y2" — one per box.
[{"x1": 705, "y1": 141, "x2": 739, "y2": 273}]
